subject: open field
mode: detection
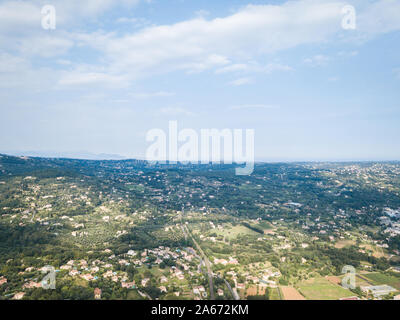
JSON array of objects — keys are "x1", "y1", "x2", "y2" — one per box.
[
  {"x1": 335, "y1": 274, "x2": 371, "y2": 288},
  {"x1": 256, "y1": 221, "x2": 275, "y2": 234},
  {"x1": 355, "y1": 275, "x2": 373, "y2": 287},
  {"x1": 246, "y1": 286, "x2": 258, "y2": 296},
  {"x1": 360, "y1": 244, "x2": 386, "y2": 258},
  {"x1": 334, "y1": 240, "x2": 355, "y2": 249},
  {"x1": 245, "y1": 285, "x2": 267, "y2": 297},
  {"x1": 281, "y1": 286, "x2": 306, "y2": 300},
  {"x1": 215, "y1": 224, "x2": 259, "y2": 240},
  {"x1": 127, "y1": 290, "x2": 145, "y2": 300},
  {"x1": 297, "y1": 277, "x2": 353, "y2": 300},
  {"x1": 363, "y1": 272, "x2": 400, "y2": 290},
  {"x1": 326, "y1": 276, "x2": 341, "y2": 286}
]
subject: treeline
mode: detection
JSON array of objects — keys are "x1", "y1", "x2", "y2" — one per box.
[
  {"x1": 321, "y1": 246, "x2": 390, "y2": 273},
  {"x1": 0, "y1": 223, "x2": 57, "y2": 253},
  {"x1": 119, "y1": 226, "x2": 191, "y2": 250}
]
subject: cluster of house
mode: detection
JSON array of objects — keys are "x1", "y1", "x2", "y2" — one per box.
[
  {"x1": 244, "y1": 269, "x2": 280, "y2": 288},
  {"x1": 4, "y1": 245, "x2": 207, "y2": 300},
  {"x1": 213, "y1": 257, "x2": 239, "y2": 266},
  {"x1": 384, "y1": 208, "x2": 400, "y2": 219},
  {"x1": 61, "y1": 259, "x2": 101, "y2": 282},
  {"x1": 379, "y1": 208, "x2": 400, "y2": 237},
  {"x1": 224, "y1": 268, "x2": 281, "y2": 291},
  {"x1": 193, "y1": 285, "x2": 207, "y2": 299}
]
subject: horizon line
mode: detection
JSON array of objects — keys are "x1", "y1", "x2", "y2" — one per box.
[{"x1": 1, "y1": 152, "x2": 400, "y2": 164}]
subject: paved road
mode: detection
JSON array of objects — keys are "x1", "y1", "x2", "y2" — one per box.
[
  {"x1": 219, "y1": 276, "x2": 240, "y2": 300},
  {"x1": 138, "y1": 290, "x2": 152, "y2": 300},
  {"x1": 184, "y1": 225, "x2": 215, "y2": 300}
]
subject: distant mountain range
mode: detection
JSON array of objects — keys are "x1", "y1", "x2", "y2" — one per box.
[
  {"x1": 1, "y1": 151, "x2": 399, "y2": 163},
  {"x1": 0, "y1": 150, "x2": 128, "y2": 161}
]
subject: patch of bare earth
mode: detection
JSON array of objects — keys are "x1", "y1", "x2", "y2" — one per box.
[
  {"x1": 281, "y1": 286, "x2": 306, "y2": 300},
  {"x1": 326, "y1": 276, "x2": 341, "y2": 286}
]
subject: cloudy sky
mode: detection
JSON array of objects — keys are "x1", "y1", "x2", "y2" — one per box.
[{"x1": 0, "y1": 0, "x2": 399, "y2": 161}]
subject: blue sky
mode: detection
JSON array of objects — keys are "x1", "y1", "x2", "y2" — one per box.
[{"x1": 0, "y1": 0, "x2": 399, "y2": 161}]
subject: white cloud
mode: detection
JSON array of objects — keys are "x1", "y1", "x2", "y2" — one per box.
[
  {"x1": 216, "y1": 62, "x2": 292, "y2": 75},
  {"x1": 115, "y1": 16, "x2": 151, "y2": 29},
  {"x1": 86, "y1": 0, "x2": 399, "y2": 80},
  {"x1": 58, "y1": 71, "x2": 128, "y2": 88},
  {"x1": 357, "y1": 0, "x2": 400, "y2": 35},
  {"x1": 0, "y1": 52, "x2": 58, "y2": 89},
  {"x1": 0, "y1": 0, "x2": 142, "y2": 57},
  {"x1": 338, "y1": 50, "x2": 358, "y2": 57},
  {"x1": 263, "y1": 63, "x2": 293, "y2": 73},
  {"x1": 91, "y1": 1, "x2": 346, "y2": 77},
  {"x1": 44, "y1": 0, "x2": 141, "y2": 24},
  {"x1": 0, "y1": 1, "x2": 41, "y2": 33},
  {"x1": 158, "y1": 107, "x2": 196, "y2": 117},
  {"x1": 56, "y1": 59, "x2": 73, "y2": 65},
  {"x1": 0, "y1": 0, "x2": 142, "y2": 31},
  {"x1": 182, "y1": 54, "x2": 230, "y2": 74},
  {"x1": 229, "y1": 104, "x2": 279, "y2": 110},
  {"x1": 0, "y1": 53, "x2": 29, "y2": 73},
  {"x1": 229, "y1": 77, "x2": 252, "y2": 86},
  {"x1": 215, "y1": 63, "x2": 248, "y2": 74},
  {"x1": 18, "y1": 34, "x2": 74, "y2": 57},
  {"x1": 130, "y1": 91, "x2": 175, "y2": 99},
  {"x1": 1, "y1": 0, "x2": 400, "y2": 91},
  {"x1": 303, "y1": 54, "x2": 330, "y2": 66}
]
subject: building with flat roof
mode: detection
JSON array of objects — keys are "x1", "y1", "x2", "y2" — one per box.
[{"x1": 360, "y1": 285, "x2": 397, "y2": 298}]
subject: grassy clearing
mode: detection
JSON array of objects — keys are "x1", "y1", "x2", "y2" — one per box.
[
  {"x1": 257, "y1": 221, "x2": 275, "y2": 234},
  {"x1": 127, "y1": 290, "x2": 145, "y2": 300},
  {"x1": 334, "y1": 240, "x2": 355, "y2": 249},
  {"x1": 297, "y1": 277, "x2": 352, "y2": 300},
  {"x1": 215, "y1": 224, "x2": 258, "y2": 240},
  {"x1": 336, "y1": 274, "x2": 371, "y2": 287},
  {"x1": 363, "y1": 272, "x2": 400, "y2": 290}
]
